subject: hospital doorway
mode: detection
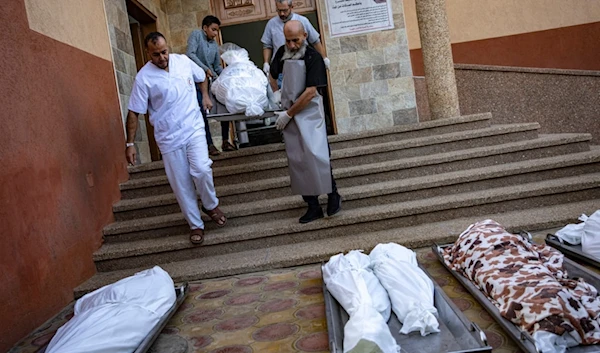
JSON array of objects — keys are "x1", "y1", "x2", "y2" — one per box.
[
  {"x1": 219, "y1": 11, "x2": 337, "y2": 138},
  {"x1": 127, "y1": 0, "x2": 161, "y2": 161}
]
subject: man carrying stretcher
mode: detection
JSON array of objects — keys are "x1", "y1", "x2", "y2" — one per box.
[{"x1": 269, "y1": 20, "x2": 342, "y2": 223}]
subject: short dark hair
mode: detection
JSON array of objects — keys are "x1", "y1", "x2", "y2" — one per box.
[
  {"x1": 202, "y1": 15, "x2": 221, "y2": 28},
  {"x1": 144, "y1": 32, "x2": 166, "y2": 47}
]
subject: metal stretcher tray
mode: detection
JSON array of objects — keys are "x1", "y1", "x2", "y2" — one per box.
[
  {"x1": 545, "y1": 234, "x2": 600, "y2": 269},
  {"x1": 38, "y1": 283, "x2": 188, "y2": 353},
  {"x1": 206, "y1": 91, "x2": 278, "y2": 122},
  {"x1": 322, "y1": 266, "x2": 492, "y2": 353},
  {"x1": 434, "y1": 243, "x2": 600, "y2": 353}
]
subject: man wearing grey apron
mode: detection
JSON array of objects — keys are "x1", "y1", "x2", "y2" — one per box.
[{"x1": 269, "y1": 20, "x2": 342, "y2": 223}]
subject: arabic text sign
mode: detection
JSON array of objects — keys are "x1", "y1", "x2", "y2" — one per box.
[{"x1": 326, "y1": 0, "x2": 394, "y2": 38}]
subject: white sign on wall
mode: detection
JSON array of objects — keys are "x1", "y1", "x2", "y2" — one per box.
[{"x1": 325, "y1": 0, "x2": 394, "y2": 38}]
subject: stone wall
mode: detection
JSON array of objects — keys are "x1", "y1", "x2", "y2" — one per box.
[
  {"x1": 165, "y1": 0, "x2": 213, "y2": 53},
  {"x1": 318, "y1": 0, "x2": 417, "y2": 133},
  {"x1": 415, "y1": 65, "x2": 600, "y2": 144},
  {"x1": 104, "y1": 0, "x2": 171, "y2": 163}
]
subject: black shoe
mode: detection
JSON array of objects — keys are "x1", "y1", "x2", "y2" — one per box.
[
  {"x1": 327, "y1": 193, "x2": 342, "y2": 216},
  {"x1": 299, "y1": 206, "x2": 324, "y2": 223}
]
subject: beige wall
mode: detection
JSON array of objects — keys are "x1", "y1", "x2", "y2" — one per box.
[
  {"x1": 23, "y1": 0, "x2": 112, "y2": 61},
  {"x1": 404, "y1": 0, "x2": 600, "y2": 49}
]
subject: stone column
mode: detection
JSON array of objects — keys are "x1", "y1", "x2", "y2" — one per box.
[{"x1": 415, "y1": 0, "x2": 460, "y2": 119}]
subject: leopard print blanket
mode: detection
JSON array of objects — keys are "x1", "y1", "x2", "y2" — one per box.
[{"x1": 444, "y1": 219, "x2": 600, "y2": 345}]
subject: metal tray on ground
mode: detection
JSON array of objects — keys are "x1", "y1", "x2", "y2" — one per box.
[
  {"x1": 434, "y1": 243, "x2": 600, "y2": 353},
  {"x1": 38, "y1": 283, "x2": 188, "y2": 353},
  {"x1": 322, "y1": 266, "x2": 492, "y2": 353},
  {"x1": 134, "y1": 282, "x2": 189, "y2": 353},
  {"x1": 545, "y1": 234, "x2": 600, "y2": 269}
]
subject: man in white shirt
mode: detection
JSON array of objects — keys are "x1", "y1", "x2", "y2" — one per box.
[
  {"x1": 261, "y1": 0, "x2": 330, "y2": 77},
  {"x1": 125, "y1": 32, "x2": 227, "y2": 245}
]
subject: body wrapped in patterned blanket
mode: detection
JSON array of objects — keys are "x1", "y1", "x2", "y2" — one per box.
[{"x1": 444, "y1": 219, "x2": 600, "y2": 347}]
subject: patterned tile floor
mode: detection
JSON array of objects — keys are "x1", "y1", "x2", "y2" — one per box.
[{"x1": 11, "y1": 230, "x2": 575, "y2": 353}]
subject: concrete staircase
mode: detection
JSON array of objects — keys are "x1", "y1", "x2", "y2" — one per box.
[{"x1": 75, "y1": 113, "x2": 600, "y2": 296}]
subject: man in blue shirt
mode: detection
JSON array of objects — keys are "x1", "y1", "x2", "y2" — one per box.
[{"x1": 187, "y1": 15, "x2": 237, "y2": 155}]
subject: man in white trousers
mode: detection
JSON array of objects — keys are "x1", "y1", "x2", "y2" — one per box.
[{"x1": 125, "y1": 32, "x2": 227, "y2": 245}]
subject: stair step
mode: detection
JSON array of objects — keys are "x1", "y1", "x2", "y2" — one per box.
[
  {"x1": 126, "y1": 113, "x2": 492, "y2": 178},
  {"x1": 118, "y1": 132, "x2": 591, "y2": 201},
  {"x1": 110, "y1": 148, "x2": 600, "y2": 225},
  {"x1": 95, "y1": 173, "x2": 600, "y2": 271},
  {"x1": 75, "y1": 199, "x2": 599, "y2": 297},
  {"x1": 134, "y1": 123, "x2": 539, "y2": 187}
]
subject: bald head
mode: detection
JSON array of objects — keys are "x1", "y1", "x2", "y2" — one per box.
[{"x1": 283, "y1": 20, "x2": 307, "y2": 51}]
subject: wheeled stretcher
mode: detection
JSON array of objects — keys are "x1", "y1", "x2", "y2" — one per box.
[
  {"x1": 37, "y1": 283, "x2": 188, "y2": 353},
  {"x1": 545, "y1": 234, "x2": 600, "y2": 269},
  {"x1": 322, "y1": 264, "x2": 492, "y2": 353},
  {"x1": 434, "y1": 243, "x2": 600, "y2": 353}
]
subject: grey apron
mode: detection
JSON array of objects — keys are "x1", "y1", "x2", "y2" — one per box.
[{"x1": 281, "y1": 60, "x2": 332, "y2": 196}]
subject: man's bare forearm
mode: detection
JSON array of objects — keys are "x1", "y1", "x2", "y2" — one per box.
[
  {"x1": 126, "y1": 110, "x2": 139, "y2": 143},
  {"x1": 263, "y1": 48, "x2": 273, "y2": 65},
  {"x1": 199, "y1": 79, "x2": 210, "y2": 98},
  {"x1": 287, "y1": 87, "x2": 317, "y2": 117}
]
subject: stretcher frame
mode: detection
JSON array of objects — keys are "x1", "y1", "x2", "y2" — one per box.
[
  {"x1": 322, "y1": 264, "x2": 492, "y2": 353},
  {"x1": 545, "y1": 234, "x2": 600, "y2": 269},
  {"x1": 434, "y1": 243, "x2": 600, "y2": 353},
  {"x1": 38, "y1": 283, "x2": 188, "y2": 353},
  {"x1": 205, "y1": 91, "x2": 279, "y2": 147}
]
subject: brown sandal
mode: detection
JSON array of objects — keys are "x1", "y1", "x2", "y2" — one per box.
[
  {"x1": 190, "y1": 228, "x2": 204, "y2": 245},
  {"x1": 221, "y1": 141, "x2": 237, "y2": 152},
  {"x1": 201, "y1": 206, "x2": 227, "y2": 227},
  {"x1": 208, "y1": 145, "x2": 220, "y2": 156}
]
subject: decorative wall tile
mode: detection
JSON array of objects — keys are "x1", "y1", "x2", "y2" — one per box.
[
  {"x1": 373, "y1": 62, "x2": 402, "y2": 80},
  {"x1": 356, "y1": 49, "x2": 384, "y2": 68},
  {"x1": 166, "y1": 0, "x2": 183, "y2": 14},
  {"x1": 345, "y1": 67, "x2": 373, "y2": 84},
  {"x1": 339, "y1": 35, "x2": 368, "y2": 54},
  {"x1": 349, "y1": 98, "x2": 377, "y2": 116},
  {"x1": 393, "y1": 107, "x2": 418, "y2": 125},
  {"x1": 387, "y1": 76, "x2": 414, "y2": 95},
  {"x1": 360, "y1": 80, "x2": 388, "y2": 99},
  {"x1": 330, "y1": 52, "x2": 357, "y2": 71},
  {"x1": 367, "y1": 30, "x2": 397, "y2": 50}
]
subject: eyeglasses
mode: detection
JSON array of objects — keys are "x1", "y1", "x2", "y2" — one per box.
[{"x1": 276, "y1": 8, "x2": 291, "y2": 14}]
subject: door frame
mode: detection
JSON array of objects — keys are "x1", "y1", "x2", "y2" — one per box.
[{"x1": 126, "y1": 0, "x2": 162, "y2": 161}]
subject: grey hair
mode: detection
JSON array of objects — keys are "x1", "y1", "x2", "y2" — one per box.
[{"x1": 275, "y1": 0, "x2": 293, "y2": 5}]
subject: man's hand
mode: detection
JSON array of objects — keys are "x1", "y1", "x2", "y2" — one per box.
[
  {"x1": 263, "y1": 62, "x2": 270, "y2": 75},
  {"x1": 323, "y1": 57, "x2": 331, "y2": 70},
  {"x1": 202, "y1": 95, "x2": 213, "y2": 112},
  {"x1": 126, "y1": 145, "x2": 136, "y2": 166},
  {"x1": 205, "y1": 69, "x2": 214, "y2": 79},
  {"x1": 275, "y1": 111, "x2": 292, "y2": 130}
]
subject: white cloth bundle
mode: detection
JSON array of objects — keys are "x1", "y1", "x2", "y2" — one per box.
[
  {"x1": 211, "y1": 43, "x2": 269, "y2": 117},
  {"x1": 46, "y1": 266, "x2": 176, "y2": 353},
  {"x1": 323, "y1": 251, "x2": 398, "y2": 353},
  {"x1": 555, "y1": 210, "x2": 600, "y2": 260},
  {"x1": 370, "y1": 243, "x2": 440, "y2": 336}
]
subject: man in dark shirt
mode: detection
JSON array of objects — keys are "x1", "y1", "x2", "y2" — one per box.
[{"x1": 269, "y1": 20, "x2": 342, "y2": 223}]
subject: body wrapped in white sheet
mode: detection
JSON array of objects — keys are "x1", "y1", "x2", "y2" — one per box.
[
  {"x1": 323, "y1": 251, "x2": 398, "y2": 353},
  {"x1": 46, "y1": 266, "x2": 176, "y2": 353},
  {"x1": 370, "y1": 243, "x2": 440, "y2": 336},
  {"x1": 211, "y1": 43, "x2": 269, "y2": 117}
]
